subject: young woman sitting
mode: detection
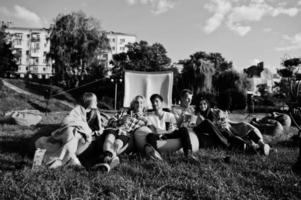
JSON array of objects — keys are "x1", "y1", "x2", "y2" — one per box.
[
  {"x1": 96, "y1": 95, "x2": 149, "y2": 171},
  {"x1": 35, "y1": 92, "x2": 104, "y2": 168}
]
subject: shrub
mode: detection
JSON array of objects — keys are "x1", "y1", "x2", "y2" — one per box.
[{"x1": 217, "y1": 89, "x2": 247, "y2": 111}]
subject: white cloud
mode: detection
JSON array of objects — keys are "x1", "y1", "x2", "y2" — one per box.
[
  {"x1": 0, "y1": 5, "x2": 43, "y2": 27},
  {"x1": 271, "y1": 7, "x2": 298, "y2": 17},
  {"x1": 203, "y1": 0, "x2": 232, "y2": 34},
  {"x1": 204, "y1": 0, "x2": 300, "y2": 36},
  {"x1": 263, "y1": 27, "x2": 272, "y2": 32},
  {"x1": 251, "y1": 58, "x2": 261, "y2": 65},
  {"x1": 124, "y1": 0, "x2": 177, "y2": 15},
  {"x1": 298, "y1": 0, "x2": 301, "y2": 6},
  {"x1": 125, "y1": 0, "x2": 137, "y2": 5},
  {"x1": 276, "y1": 33, "x2": 301, "y2": 51},
  {"x1": 152, "y1": 0, "x2": 175, "y2": 14}
]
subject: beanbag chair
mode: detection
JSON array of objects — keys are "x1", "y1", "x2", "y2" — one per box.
[
  {"x1": 272, "y1": 112, "x2": 291, "y2": 130},
  {"x1": 134, "y1": 126, "x2": 199, "y2": 153},
  {"x1": 251, "y1": 118, "x2": 284, "y2": 137},
  {"x1": 11, "y1": 111, "x2": 42, "y2": 126}
]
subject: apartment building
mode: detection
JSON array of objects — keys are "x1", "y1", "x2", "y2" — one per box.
[
  {"x1": 6, "y1": 27, "x2": 53, "y2": 79},
  {"x1": 99, "y1": 31, "x2": 137, "y2": 70}
]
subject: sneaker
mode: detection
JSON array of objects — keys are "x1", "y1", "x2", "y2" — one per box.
[
  {"x1": 103, "y1": 151, "x2": 113, "y2": 163},
  {"x1": 47, "y1": 159, "x2": 63, "y2": 169},
  {"x1": 144, "y1": 144, "x2": 163, "y2": 161},
  {"x1": 186, "y1": 150, "x2": 199, "y2": 162},
  {"x1": 109, "y1": 156, "x2": 120, "y2": 170},
  {"x1": 261, "y1": 144, "x2": 270, "y2": 156},
  {"x1": 91, "y1": 163, "x2": 110, "y2": 172},
  {"x1": 67, "y1": 157, "x2": 82, "y2": 167}
]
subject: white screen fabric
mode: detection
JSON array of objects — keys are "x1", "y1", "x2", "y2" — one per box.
[{"x1": 123, "y1": 70, "x2": 174, "y2": 109}]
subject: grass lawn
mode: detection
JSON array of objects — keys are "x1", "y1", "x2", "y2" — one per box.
[{"x1": 0, "y1": 79, "x2": 301, "y2": 199}]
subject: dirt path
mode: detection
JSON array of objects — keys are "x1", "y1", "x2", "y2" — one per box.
[{"x1": 2, "y1": 79, "x2": 74, "y2": 109}]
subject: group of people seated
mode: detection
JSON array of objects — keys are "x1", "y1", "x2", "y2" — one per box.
[{"x1": 35, "y1": 89, "x2": 271, "y2": 171}]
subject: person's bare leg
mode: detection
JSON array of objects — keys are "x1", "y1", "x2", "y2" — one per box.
[
  {"x1": 103, "y1": 134, "x2": 116, "y2": 155},
  {"x1": 114, "y1": 139, "x2": 124, "y2": 155}
]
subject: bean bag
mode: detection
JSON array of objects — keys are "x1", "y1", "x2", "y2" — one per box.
[
  {"x1": 134, "y1": 126, "x2": 199, "y2": 153},
  {"x1": 251, "y1": 118, "x2": 284, "y2": 137},
  {"x1": 8, "y1": 110, "x2": 42, "y2": 126},
  {"x1": 272, "y1": 112, "x2": 291, "y2": 130}
]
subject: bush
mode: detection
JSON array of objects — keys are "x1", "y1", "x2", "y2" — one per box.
[
  {"x1": 194, "y1": 92, "x2": 217, "y2": 108},
  {"x1": 217, "y1": 89, "x2": 247, "y2": 111}
]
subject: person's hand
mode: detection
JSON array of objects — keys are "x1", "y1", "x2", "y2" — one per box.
[
  {"x1": 198, "y1": 114, "x2": 205, "y2": 122},
  {"x1": 85, "y1": 134, "x2": 92, "y2": 143},
  {"x1": 93, "y1": 129, "x2": 103, "y2": 137},
  {"x1": 147, "y1": 124, "x2": 157, "y2": 133},
  {"x1": 138, "y1": 116, "x2": 148, "y2": 125},
  {"x1": 121, "y1": 115, "x2": 131, "y2": 125},
  {"x1": 219, "y1": 121, "x2": 230, "y2": 131}
]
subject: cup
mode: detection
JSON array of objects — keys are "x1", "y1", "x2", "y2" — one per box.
[
  {"x1": 184, "y1": 113, "x2": 192, "y2": 123},
  {"x1": 189, "y1": 115, "x2": 197, "y2": 127}
]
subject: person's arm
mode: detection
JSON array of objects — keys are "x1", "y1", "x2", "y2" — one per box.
[{"x1": 91, "y1": 110, "x2": 105, "y2": 137}]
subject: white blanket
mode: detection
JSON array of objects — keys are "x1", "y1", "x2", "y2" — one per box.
[{"x1": 123, "y1": 70, "x2": 174, "y2": 109}]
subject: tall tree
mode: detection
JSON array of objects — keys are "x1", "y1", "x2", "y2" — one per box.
[
  {"x1": 49, "y1": 11, "x2": 110, "y2": 88},
  {"x1": 0, "y1": 24, "x2": 17, "y2": 77},
  {"x1": 110, "y1": 40, "x2": 171, "y2": 78},
  {"x1": 179, "y1": 51, "x2": 232, "y2": 95},
  {"x1": 277, "y1": 57, "x2": 301, "y2": 102},
  {"x1": 180, "y1": 58, "x2": 215, "y2": 94}
]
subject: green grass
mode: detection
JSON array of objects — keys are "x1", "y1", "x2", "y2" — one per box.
[{"x1": 0, "y1": 80, "x2": 301, "y2": 199}]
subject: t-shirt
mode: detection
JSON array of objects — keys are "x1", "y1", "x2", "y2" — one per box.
[{"x1": 147, "y1": 111, "x2": 177, "y2": 133}]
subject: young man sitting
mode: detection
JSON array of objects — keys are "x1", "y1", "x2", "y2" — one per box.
[{"x1": 145, "y1": 93, "x2": 196, "y2": 161}]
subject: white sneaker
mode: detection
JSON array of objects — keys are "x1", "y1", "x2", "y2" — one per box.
[
  {"x1": 48, "y1": 159, "x2": 63, "y2": 169},
  {"x1": 109, "y1": 156, "x2": 120, "y2": 170},
  {"x1": 91, "y1": 163, "x2": 110, "y2": 172},
  {"x1": 66, "y1": 157, "x2": 82, "y2": 167},
  {"x1": 144, "y1": 144, "x2": 163, "y2": 161},
  {"x1": 262, "y1": 144, "x2": 270, "y2": 156}
]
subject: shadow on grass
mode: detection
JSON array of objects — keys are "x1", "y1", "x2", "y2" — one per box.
[
  {"x1": 0, "y1": 124, "x2": 59, "y2": 159},
  {"x1": 27, "y1": 100, "x2": 51, "y2": 113},
  {"x1": 275, "y1": 134, "x2": 300, "y2": 148},
  {"x1": 0, "y1": 118, "x2": 14, "y2": 124}
]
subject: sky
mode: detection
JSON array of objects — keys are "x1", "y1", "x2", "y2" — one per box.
[{"x1": 0, "y1": 0, "x2": 301, "y2": 73}]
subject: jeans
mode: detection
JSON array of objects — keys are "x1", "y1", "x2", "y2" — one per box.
[{"x1": 193, "y1": 119, "x2": 231, "y2": 148}]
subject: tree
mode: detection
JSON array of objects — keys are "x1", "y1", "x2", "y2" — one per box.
[
  {"x1": 49, "y1": 11, "x2": 110, "y2": 88},
  {"x1": 214, "y1": 70, "x2": 247, "y2": 91},
  {"x1": 276, "y1": 57, "x2": 301, "y2": 103},
  {"x1": 0, "y1": 24, "x2": 17, "y2": 77},
  {"x1": 179, "y1": 51, "x2": 233, "y2": 95},
  {"x1": 110, "y1": 40, "x2": 171, "y2": 78},
  {"x1": 180, "y1": 58, "x2": 215, "y2": 94}
]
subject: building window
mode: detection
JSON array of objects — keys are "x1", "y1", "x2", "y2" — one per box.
[
  {"x1": 112, "y1": 38, "x2": 115, "y2": 42},
  {"x1": 32, "y1": 42, "x2": 40, "y2": 53},
  {"x1": 32, "y1": 57, "x2": 39, "y2": 65},
  {"x1": 120, "y1": 38, "x2": 125, "y2": 44},
  {"x1": 112, "y1": 46, "x2": 115, "y2": 51},
  {"x1": 120, "y1": 47, "x2": 125, "y2": 51},
  {"x1": 31, "y1": 33, "x2": 40, "y2": 42}
]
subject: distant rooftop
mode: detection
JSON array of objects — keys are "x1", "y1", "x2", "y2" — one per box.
[
  {"x1": 104, "y1": 31, "x2": 136, "y2": 37},
  {"x1": 6, "y1": 27, "x2": 50, "y2": 31}
]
